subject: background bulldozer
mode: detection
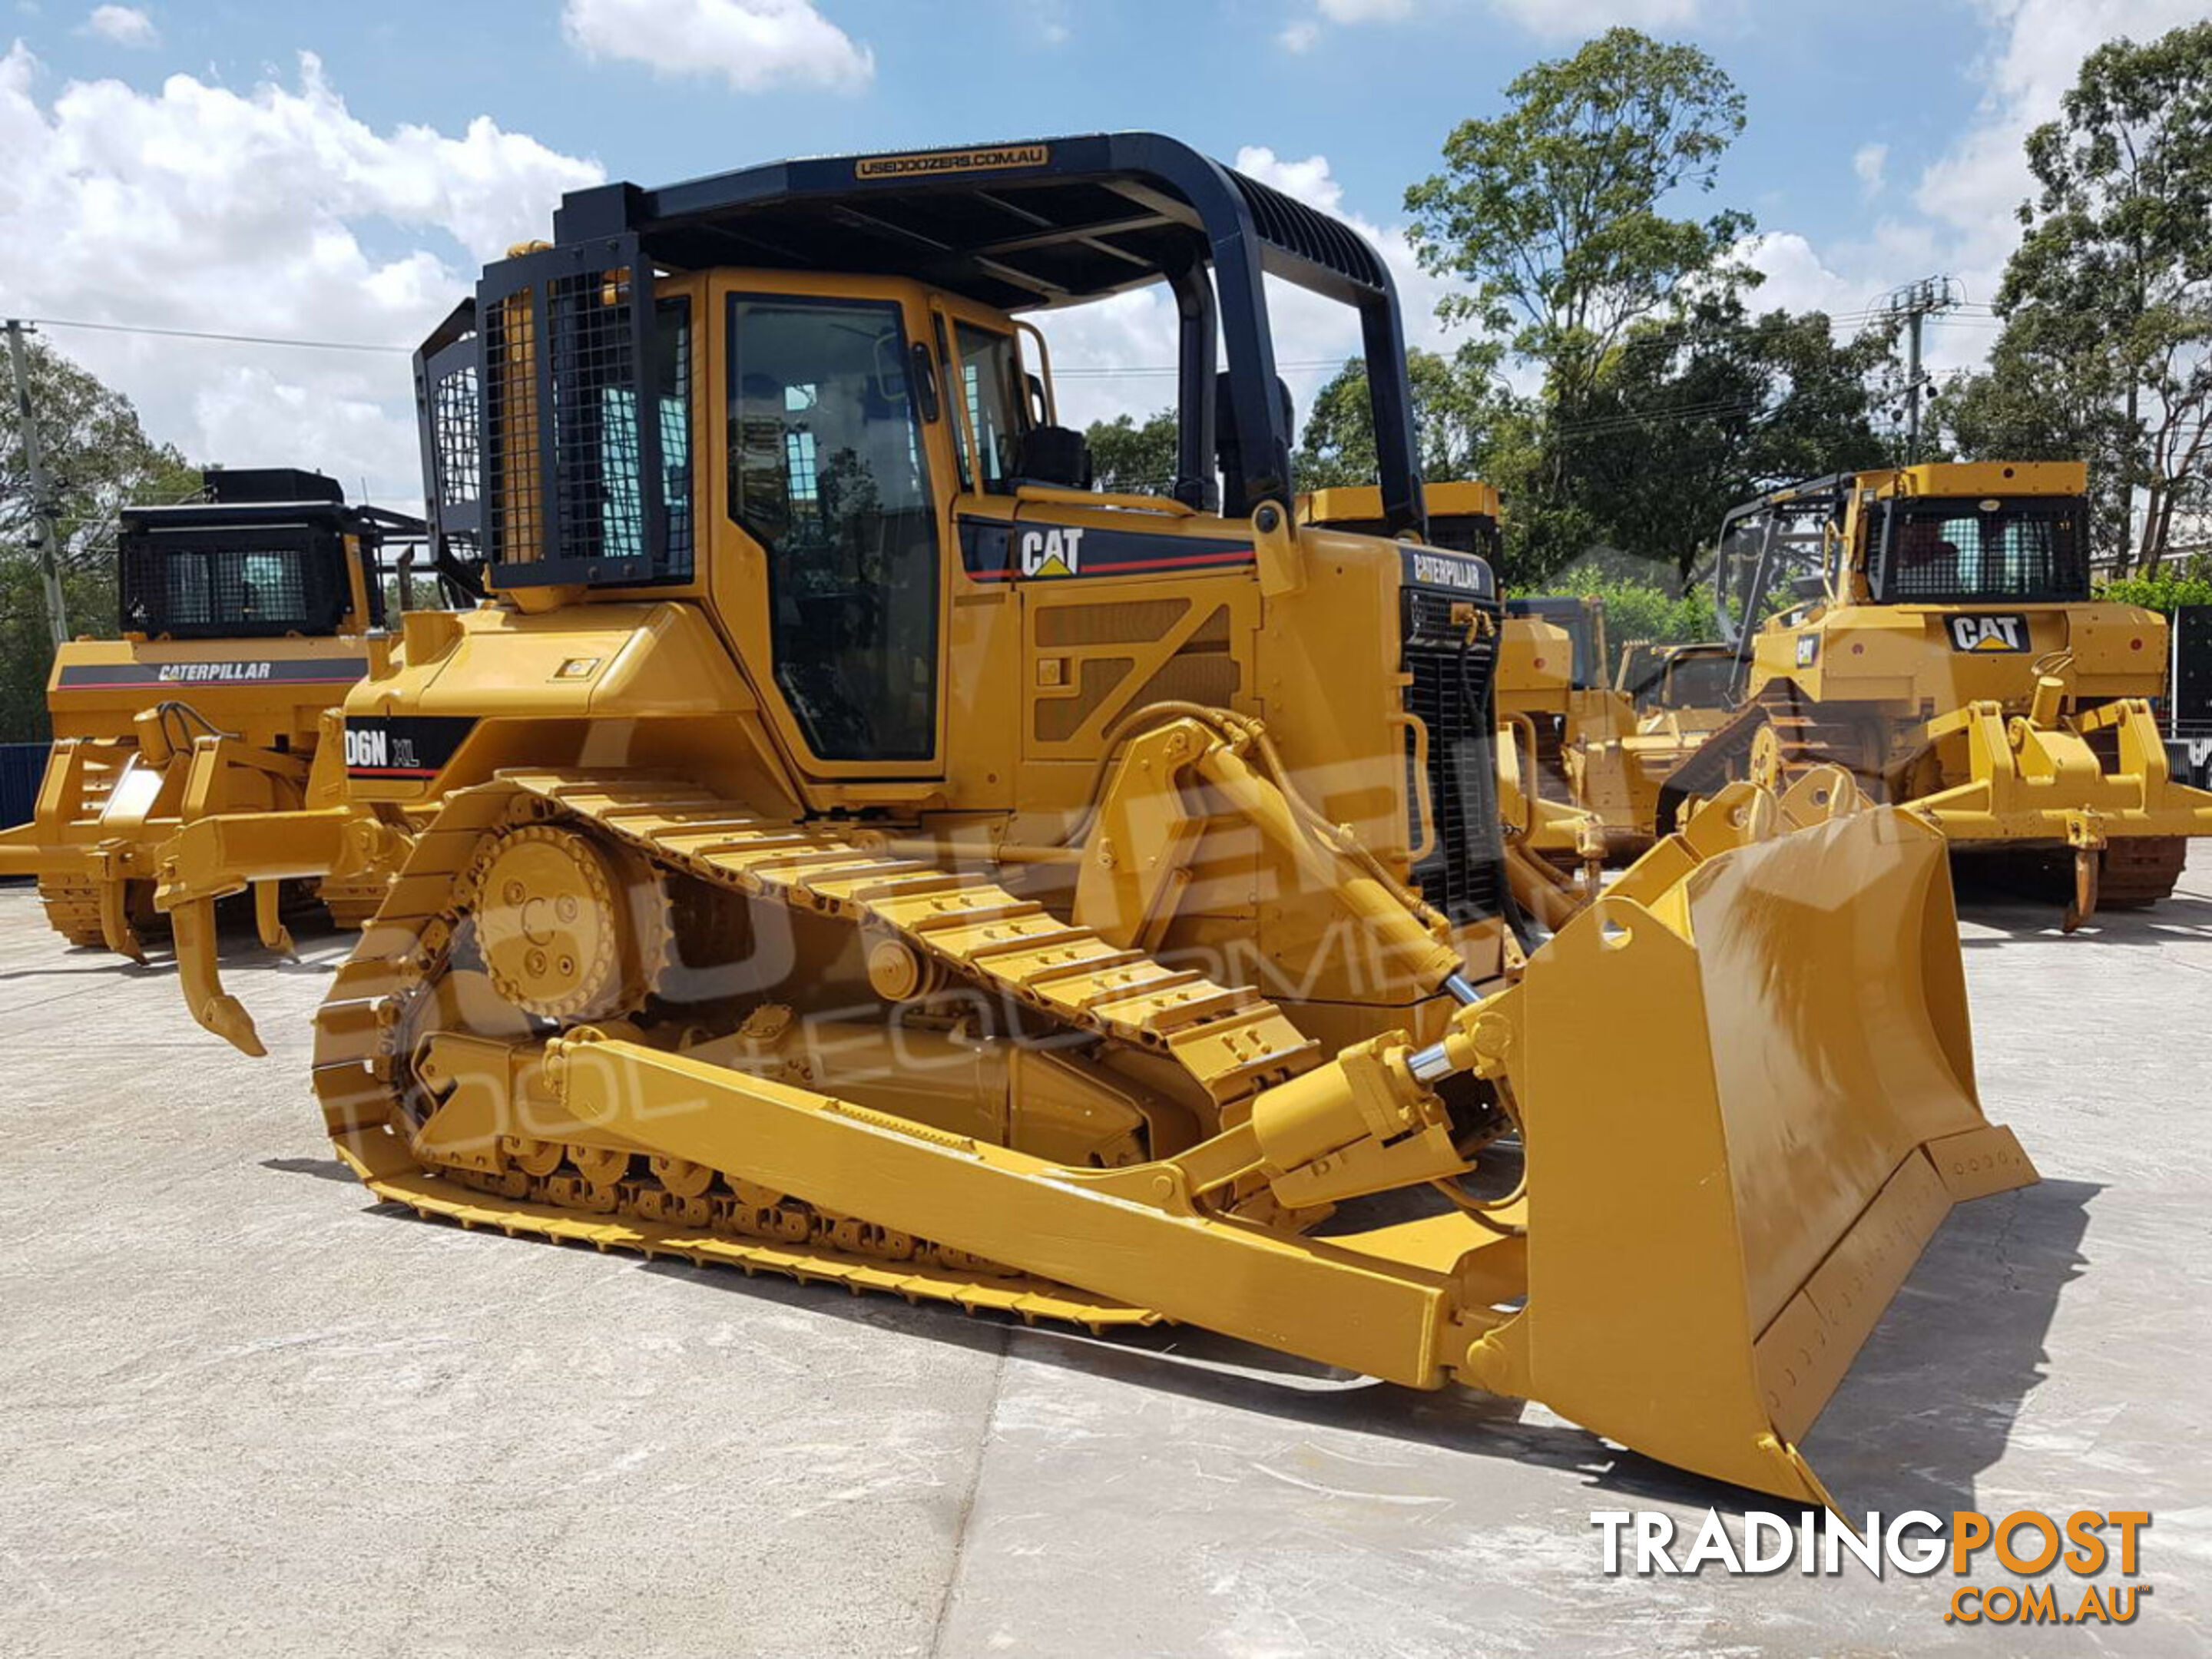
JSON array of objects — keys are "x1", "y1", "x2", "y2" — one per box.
[
  {"x1": 0, "y1": 469, "x2": 443, "y2": 962},
  {"x1": 1657, "y1": 462, "x2": 2212, "y2": 922},
  {"x1": 1495, "y1": 594, "x2": 1716, "y2": 866},
  {"x1": 182, "y1": 134, "x2": 2033, "y2": 1507}
]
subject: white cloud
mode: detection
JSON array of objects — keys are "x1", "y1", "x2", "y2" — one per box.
[
  {"x1": 0, "y1": 43, "x2": 602, "y2": 502},
  {"x1": 1237, "y1": 147, "x2": 1347, "y2": 215},
  {"x1": 1852, "y1": 141, "x2": 1887, "y2": 197},
  {"x1": 1914, "y1": 0, "x2": 2205, "y2": 260},
  {"x1": 1037, "y1": 145, "x2": 1469, "y2": 438},
  {"x1": 1276, "y1": 0, "x2": 1416, "y2": 56},
  {"x1": 561, "y1": 0, "x2": 873, "y2": 94},
  {"x1": 1730, "y1": 0, "x2": 2208, "y2": 385},
  {"x1": 81, "y1": 4, "x2": 155, "y2": 47},
  {"x1": 1286, "y1": 0, "x2": 1710, "y2": 55},
  {"x1": 1026, "y1": 0, "x2": 1071, "y2": 45},
  {"x1": 1737, "y1": 231, "x2": 1873, "y2": 320}
]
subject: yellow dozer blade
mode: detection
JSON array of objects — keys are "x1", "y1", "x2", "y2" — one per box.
[
  {"x1": 1495, "y1": 782, "x2": 2033, "y2": 1502},
  {"x1": 313, "y1": 774, "x2": 2033, "y2": 1507}
]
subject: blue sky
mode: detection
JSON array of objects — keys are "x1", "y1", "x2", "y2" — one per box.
[
  {"x1": 2, "y1": 0, "x2": 2200, "y2": 502},
  {"x1": 25, "y1": 0, "x2": 1990, "y2": 269}
]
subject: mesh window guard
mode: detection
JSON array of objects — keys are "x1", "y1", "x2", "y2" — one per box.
[
  {"x1": 475, "y1": 237, "x2": 692, "y2": 586},
  {"x1": 119, "y1": 528, "x2": 349, "y2": 639},
  {"x1": 1876, "y1": 498, "x2": 2090, "y2": 604}
]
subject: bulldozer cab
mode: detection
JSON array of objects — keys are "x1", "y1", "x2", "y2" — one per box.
[
  {"x1": 117, "y1": 469, "x2": 436, "y2": 641},
  {"x1": 407, "y1": 134, "x2": 1494, "y2": 916},
  {"x1": 1618, "y1": 640, "x2": 1735, "y2": 714},
  {"x1": 1710, "y1": 462, "x2": 2094, "y2": 664},
  {"x1": 1505, "y1": 595, "x2": 1607, "y2": 690},
  {"x1": 1654, "y1": 644, "x2": 1739, "y2": 713}
]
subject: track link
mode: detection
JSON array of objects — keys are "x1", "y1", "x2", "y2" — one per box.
[
  {"x1": 312, "y1": 770, "x2": 1330, "y2": 1327},
  {"x1": 31, "y1": 751, "x2": 127, "y2": 948},
  {"x1": 1965, "y1": 837, "x2": 2190, "y2": 912},
  {"x1": 35, "y1": 877, "x2": 110, "y2": 949},
  {"x1": 2098, "y1": 838, "x2": 2189, "y2": 907},
  {"x1": 1655, "y1": 684, "x2": 1882, "y2": 834}
]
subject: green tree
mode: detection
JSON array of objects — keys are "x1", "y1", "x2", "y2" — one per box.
[
  {"x1": 1403, "y1": 28, "x2": 1766, "y2": 583},
  {"x1": 1560, "y1": 296, "x2": 1892, "y2": 578},
  {"x1": 1548, "y1": 568, "x2": 1717, "y2": 680},
  {"x1": 1954, "y1": 22, "x2": 2212, "y2": 572},
  {"x1": 1931, "y1": 331, "x2": 2134, "y2": 565},
  {"x1": 1292, "y1": 342, "x2": 1512, "y2": 489},
  {"x1": 1083, "y1": 409, "x2": 1179, "y2": 494},
  {"x1": 2, "y1": 335, "x2": 197, "y2": 740},
  {"x1": 2099, "y1": 556, "x2": 2212, "y2": 615},
  {"x1": 1405, "y1": 27, "x2": 1752, "y2": 409}
]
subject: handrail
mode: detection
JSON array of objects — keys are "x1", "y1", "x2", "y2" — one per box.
[{"x1": 1014, "y1": 485, "x2": 1197, "y2": 518}]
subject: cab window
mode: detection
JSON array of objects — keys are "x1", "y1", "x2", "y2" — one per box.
[
  {"x1": 954, "y1": 323, "x2": 1024, "y2": 492},
  {"x1": 727, "y1": 295, "x2": 938, "y2": 762}
]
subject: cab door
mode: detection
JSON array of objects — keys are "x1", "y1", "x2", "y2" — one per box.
[{"x1": 714, "y1": 276, "x2": 952, "y2": 780}]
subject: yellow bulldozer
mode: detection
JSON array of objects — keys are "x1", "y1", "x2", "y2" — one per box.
[
  {"x1": 171, "y1": 135, "x2": 2036, "y2": 1507},
  {"x1": 0, "y1": 469, "x2": 447, "y2": 962},
  {"x1": 1656, "y1": 462, "x2": 2212, "y2": 923},
  {"x1": 1492, "y1": 594, "x2": 1720, "y2": 869}
]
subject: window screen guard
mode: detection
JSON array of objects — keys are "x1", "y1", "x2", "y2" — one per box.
[
  {"x1": 1873, "y1": 496, "x2": 2090, "y2": 604},
  {"x1": 475, "y1": 234, "x2": 693, "y2": 587},
  {"x1": 118, "y1": 526, "x2": 350, "y2": 639}
]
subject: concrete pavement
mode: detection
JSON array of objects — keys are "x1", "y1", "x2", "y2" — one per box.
[{"x1": 0, "y1": 856, "x2": 2206, "y2": 1657}]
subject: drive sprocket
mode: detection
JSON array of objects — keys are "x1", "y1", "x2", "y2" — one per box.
[{"x1": 460, "y1": 822, "x2": 669, "y2": 1022}]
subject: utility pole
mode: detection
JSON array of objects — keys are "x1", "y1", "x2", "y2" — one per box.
[
  {"x1": 1881, "y1": 276, "x2": 1962, "y2": 465},
  {"x1": 5, "y1": 319, "x2": 69, "y2": 645}
]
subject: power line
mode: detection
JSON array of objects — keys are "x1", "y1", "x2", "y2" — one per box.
[
  {"x1": 25, "y1": 306, "x2": 2005, "y2": 380},
  {"x1": 22, "y1": 316, "x2": 413, "y2": 355},
  {"x1": 1055, "y1": 356, "x2": 1352, "y2": 379},
  {"x1": 14, "y1": 305, "x2": 2021, "y2": 436}
]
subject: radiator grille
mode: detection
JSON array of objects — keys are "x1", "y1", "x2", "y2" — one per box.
[
  {"x1": 477, "y1": 251, "x2": 691, "y2": 583},
  {"x1": 1036, "y1": 598, "x2": 1191, "y2": 647},
  {"x1": 2174, "y1": 605, "x2": 2212, "y2": 740},
  {"x1": 429, "y1": 362, "x2": 481, "y2": 507},
  {"x1": 1402, "y1": 588, "x2": 1505, "y2": 925},
  {"x1": 545, "y1": 267, "x2": 637, "y2": 568},
  {"x1": 426, "y1": 359, "x2": 482, "y2": 570},
  {"x1": 1035, "y1": 657, "x2": 1134, "y2": 744}
]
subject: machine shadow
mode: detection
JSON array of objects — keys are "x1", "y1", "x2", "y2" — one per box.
[
  {"x1": 621, "y1": 1242, "x2": 1773, "y2": 1513},
  {"x1": 0, "y1": 914, "x2": 360, "y2": 985},
  {"x1": 261, "y1": 1155, "x2": 363, "y2": 1184},
  {"x1": 1800, "y1": 1176, "x2": 2096, "y2": 1517},
  {"x1": 325, "y1": 1167, "x2": 2086, "y2": 1518},
  {"x1": 1953, "y1": 886, "x2": 2212, "y2": 947}
]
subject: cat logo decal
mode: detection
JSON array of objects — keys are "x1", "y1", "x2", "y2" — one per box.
[{"x1": 1947, "y1": 614, "x2": 2029, "y2": 652}]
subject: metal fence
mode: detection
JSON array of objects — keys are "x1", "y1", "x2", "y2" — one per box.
[
  {"x1": 2, "y1": 741, "x2": 48, "y2": 832},
  {"x1": 2168, "y1": 606, "x2": 2212, "y2": 790}
]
